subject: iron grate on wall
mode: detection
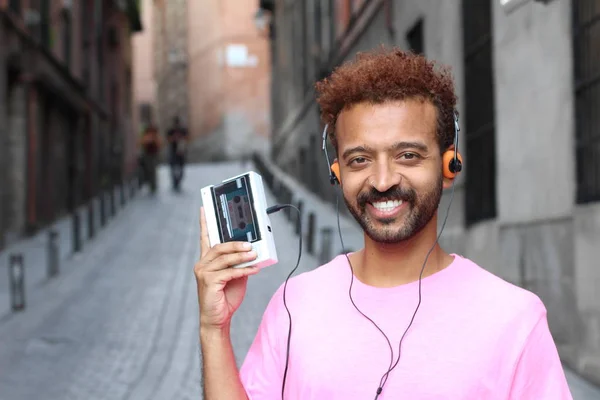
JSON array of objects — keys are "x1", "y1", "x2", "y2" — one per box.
[{"x1": 573, "y1": 0, "x2": 600, "y2": 203}]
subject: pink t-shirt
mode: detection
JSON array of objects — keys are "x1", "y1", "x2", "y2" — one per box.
[{"x1": 239, "y1": 253, "x2": 573, "y2": 399}]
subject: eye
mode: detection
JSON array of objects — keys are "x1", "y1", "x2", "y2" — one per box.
[
  {"x1": 349, "y1": 157, "x2": 368, "y2": 165},
  {"x1": 399, "y1": 152, "x2": 420, "y2": 161}
]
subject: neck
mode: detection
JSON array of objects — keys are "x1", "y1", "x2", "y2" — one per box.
[{"x1": 349, "y1": 214, "x2": 454, "y2": 288}]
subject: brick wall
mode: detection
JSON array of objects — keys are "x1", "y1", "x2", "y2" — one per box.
[{"x1": 186, "y1": 0, "x2": 271, "y2": 160}]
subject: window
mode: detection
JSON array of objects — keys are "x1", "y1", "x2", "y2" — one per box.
[
  {"x1": 62, "y1": 10, "x2": 72, "y2": 69},
  {"x1": 9, "y1": 0, "x2": 21, "y2": 15},
  {"x1": 301, "y1": 0, "x2": 309, "y2": 92},
  {"x1": 406, "y1": 18, "x2": 424, "y2": 54},
  {"x1": 314, "y1": 0, "x2": 323, "y2": 75},
  {"x1": 461, "y1": 0, "x2": 497, "y2": 225},
  {"x1": 573, "y1": 0, "x2": 600, "y2": 203},
  {"x1": 40, "y1": 0, "x2": 51, "y2": 48},
  {"x1": 329, "y1": 0, "x2": 336, "y2": 52}
]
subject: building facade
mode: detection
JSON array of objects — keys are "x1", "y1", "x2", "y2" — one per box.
[
  {"x1": 260, "y1": 0, "x2": 600, "y2": 386},
  {"x1": 0, "y1": 0, "x2": 142, "y2": 248},
  {"x1": 152, "y1": 0, "x2": 188, "y2": 137},
  {"x1": 186, "y1": 0, "x2": 272, "y2": 161},
  {"x1": 131, "y1": 0, "x2": 156, "y2": 147},
  {"x1": 151, "y1": 0, "x2": 272, "y2": 162}
]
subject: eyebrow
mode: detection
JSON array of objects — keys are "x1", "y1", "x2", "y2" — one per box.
[{"x1": 342, "y1": 141, "x2": 429, "y2": 160}]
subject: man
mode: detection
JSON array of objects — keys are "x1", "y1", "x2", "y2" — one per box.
[
  {"x1": 194, "y1": 48, "x2": 573, "y2": 399},
  {"x1": 166, "y1": 116, "x2": 188, "y2": 191},
  {"x1": 139, "y1": 123, "x2": 161, "y2": 194}
]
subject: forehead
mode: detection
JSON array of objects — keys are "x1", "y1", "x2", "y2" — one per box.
[{"x1": 335, "y1": 99, "x2": 438, "y2": 148}]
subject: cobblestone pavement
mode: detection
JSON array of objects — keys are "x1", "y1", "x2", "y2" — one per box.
[{"x1": 0, "y1": 162, "x2": 598, "y2": 400}]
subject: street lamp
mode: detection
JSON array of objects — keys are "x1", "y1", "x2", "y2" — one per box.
[{"x1": 253, "y1": 8, "x2": 271, "y2": 32}]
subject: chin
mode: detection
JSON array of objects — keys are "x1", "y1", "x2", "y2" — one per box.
[
  {"x1": 362, "y1": 211, "x2": 436, "y2": 244},
  {"x1": 361, "y1": 220, "x2": 414, "y2": 244},
  {"x1": 365, "y1": 228, "x2": 414, "y2": 244}
]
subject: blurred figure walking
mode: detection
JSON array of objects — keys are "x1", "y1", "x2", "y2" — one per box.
[
  {"x1": 166, "y1": 116, "x2": 189, "y2": 192},
  {"x1": 139, "y1": 123, "x2": 162, "y2": 194}
]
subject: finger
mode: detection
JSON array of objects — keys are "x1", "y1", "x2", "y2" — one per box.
[
  {"x1": 209, "y1": 266, "x2": 260, "y2": 287},
  {"x1": 199, "y1": 206, "x2": 210, "y2": 255},
  {"x1": 202, "y1": 241, "x2": 253, "y2": 265},
  {"x1": 203, "y1": 248, "x2": 258, "y2": 272}
]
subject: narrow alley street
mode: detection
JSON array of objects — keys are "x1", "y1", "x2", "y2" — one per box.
[{"x1": 0, "y1": 163, "x2": 320, "y2": 400}]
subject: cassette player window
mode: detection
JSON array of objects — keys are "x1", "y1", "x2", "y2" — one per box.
[{"x1": 212, "y1": 175, "x2": 261, "y2": 243}]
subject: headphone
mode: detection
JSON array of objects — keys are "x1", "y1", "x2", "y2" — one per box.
[{"x1": 322, "y1": 110, "x2": 463, "y2": 185}]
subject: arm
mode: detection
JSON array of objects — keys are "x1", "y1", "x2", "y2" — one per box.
[
  {"x1": 508, "y1": 308, "x2": 573, "y2": 400},
  {"x1": 195, "y1": 207, "x2": 259, "y2": 400},
  {"x1": 201, "y1": 326, "x2": 249, "y2": 400}
]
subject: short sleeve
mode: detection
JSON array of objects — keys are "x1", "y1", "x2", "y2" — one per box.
[
  {"x1": 509, "y1": 309, "x2": 574, "y2": 400},
  {"x1": 239, "y1": 285, "x2": 287, "y2": 399}
]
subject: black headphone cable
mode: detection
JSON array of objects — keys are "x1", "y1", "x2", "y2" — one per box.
[
  {"x1": 265, "y1": 177, "x2": 454, "y2": 400},
  {"x1": 334, "y1": 180, "x2": 456, "y2": 399},
  {"x1": 266, "y1": 204, "x2": 302, "y2": 400}
]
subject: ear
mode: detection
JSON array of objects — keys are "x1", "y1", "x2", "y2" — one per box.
[
  {"x1": 331, "y1": 158, "x2": 341, "y2": 183},
  {"x1": 442, "y1": 146, "x2": 462, "y2": 189},
  {"x1": 443, "y1": 174, "x2": 454, "y2": 190}
]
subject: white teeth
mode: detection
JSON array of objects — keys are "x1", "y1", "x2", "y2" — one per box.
[{"x1": 372, "y1": 200, "x2": 402, "y2": 211}]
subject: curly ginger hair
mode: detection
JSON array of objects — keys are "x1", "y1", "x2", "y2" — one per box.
[{"x1": 315, "y1": 47, "x2": 458, "y2": 153}]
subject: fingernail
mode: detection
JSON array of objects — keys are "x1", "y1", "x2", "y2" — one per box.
[
  {"x1": 243, "y1": 242, "x2": 252, "y2": 249},
  {"x1": 247, "y1": 251, "x2": 257, "y2": 258}
]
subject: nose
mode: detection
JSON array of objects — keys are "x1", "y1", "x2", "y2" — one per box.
[{"x1": 369, "y1": 159, "x2": 402, "y2": 192}]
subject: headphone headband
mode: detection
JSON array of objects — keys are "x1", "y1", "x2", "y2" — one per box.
[{"x1": 322, "y1": 124, "x2": 338, "y2": 184}]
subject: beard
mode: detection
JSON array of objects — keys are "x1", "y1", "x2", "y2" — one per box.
[{"x1": 343, "y1": 175, "x2": 443, "y2": 244}]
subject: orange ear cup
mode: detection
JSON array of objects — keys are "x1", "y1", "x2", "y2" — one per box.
[
  {"x1": 442, "y1": 151, "x2": 463, "y2": 179},
  {"x1": 330, "y1": 162, "x2": 341, "y2": 184}
]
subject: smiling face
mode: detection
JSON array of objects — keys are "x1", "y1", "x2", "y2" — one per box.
[{"x1": 336, "y1": 99, "x2": 447, "y2": 244}]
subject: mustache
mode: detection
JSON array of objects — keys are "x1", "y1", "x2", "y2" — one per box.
[{"x1": 357, "y1": 186, "x2": 416, "y2": 207}]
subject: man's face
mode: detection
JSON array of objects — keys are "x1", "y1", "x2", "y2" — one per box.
[{"x1": 335, "y1": 99, "x2": 448, "y2": 244}]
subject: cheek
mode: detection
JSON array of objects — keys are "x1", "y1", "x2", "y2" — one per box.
[
  {"x1": 341, "y1": 180, "x2": 362, "y2": 203},
  {"x1": 409, "y1": 164, "x2": 442, "y2": 184}
]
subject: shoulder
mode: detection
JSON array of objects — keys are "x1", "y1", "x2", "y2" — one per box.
[
  {"x1": 267, "y1": 255, "x2": 348, "y2": 306},
  {"x1": 454, "y1": 254, "x2": 547, "y2": 328}
]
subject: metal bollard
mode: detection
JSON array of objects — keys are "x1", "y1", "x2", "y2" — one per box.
[
  {"x1": 110, "y1": 187, "x2": 116, "y2": 216},
  {"x1": 286, "y1": 191, "x2": 293, "y2": 221},
  {"x1": 9, "y1": 254, "x2": 25, "y2": 311},
  {"x1": 319, "y1": 227, "x2": 334, "y2": 265},
  {"x1": 273, "y1": 180, "x2": 280, "y2": 199},
  {"x1": 73, "y1": 211, "x2": 81, "y2": 253},
  {"x1": 100, "y1": 193, "x2": 106, "y2": 227},
  {"x1": 277, "y1": 182, "x2": 284, "y2": 204},
  {"x1": 88, "y1": 201, "x2": 95, "y2": 239},
  {"x1": 47, "y1": 230, "x2": 59, "y2": 277},
  {"x1": 120, "y1": 182, "x2": 126, "y2": 206},
  {"x1": 306, "y1": 212, "x2": 315, "y2": 255},
  {"x1": 295, "y1": 200, "x2": 303, "y2": 235}
]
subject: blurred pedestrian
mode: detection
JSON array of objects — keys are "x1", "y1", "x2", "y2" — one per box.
[
  {"x1": 167, "y1": 116, "x2": 188, "y2": 191},
  {"x1": 139, "y1": 123, "x2": 161, "y2": 194}
]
